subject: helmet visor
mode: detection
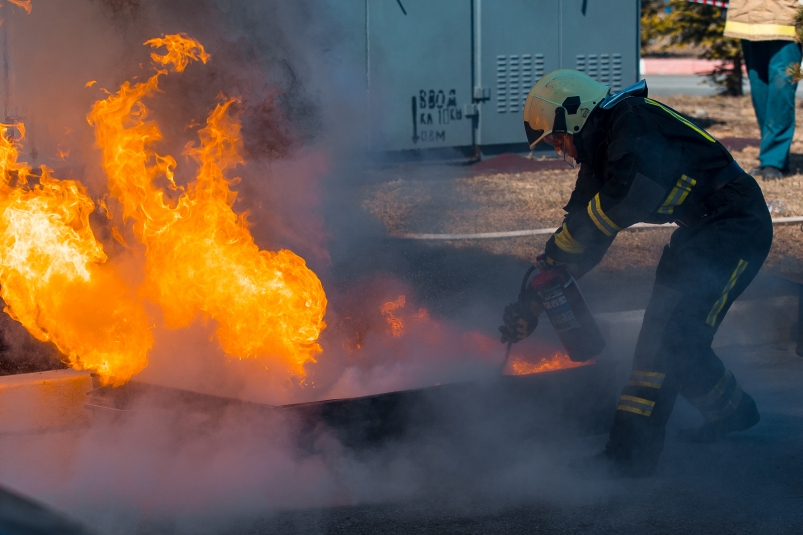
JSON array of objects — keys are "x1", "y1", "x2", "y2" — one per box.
[{"x1": 524, "y1": 121, "x2": 545, "y2": 148}]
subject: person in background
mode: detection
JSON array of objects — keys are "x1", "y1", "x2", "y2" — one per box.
[{"x1": 724, "y1": 0, "x2": 802, "y2": 180}]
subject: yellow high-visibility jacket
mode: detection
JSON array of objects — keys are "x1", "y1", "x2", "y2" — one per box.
[{"x1": 724, "y1": 0, "x2": 800, "y2": 41}]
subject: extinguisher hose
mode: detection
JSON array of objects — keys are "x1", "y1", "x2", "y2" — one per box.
[
  {"x1": 519, "y1": 264, "x2": 537, "y2": 296},
  {"x1": 502, "y1": 264, "x2": 538, "y2": 374}
]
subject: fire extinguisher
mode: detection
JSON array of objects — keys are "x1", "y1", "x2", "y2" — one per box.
[{"x1": 525, "y1": 257, "x2": 605, "y2": 362}]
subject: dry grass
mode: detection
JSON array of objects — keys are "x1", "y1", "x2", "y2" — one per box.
[{"x1": 363, "y1": 95, "x2": 803, "y2": 275}]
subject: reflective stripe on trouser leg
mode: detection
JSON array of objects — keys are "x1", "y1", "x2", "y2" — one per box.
[
  {"x1": 684, "y1": 369, "x2": 744, "y2": 422},
  {"x1": 617, "y1": 394, "x2": 656, "y2": 417},
  {"x1": 628, "y1": 370, "x2": 666, "y2": 389},
  {"x1": 706, "y1": 259, "x2": 748, "y2": 327}
]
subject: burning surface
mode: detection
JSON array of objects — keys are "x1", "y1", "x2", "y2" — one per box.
[{"x1": 506, "y1": 352, "x2": 593, "y2": 376}]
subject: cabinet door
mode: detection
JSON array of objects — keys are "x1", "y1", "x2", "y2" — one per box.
[
  {"x1": 560, "y1": 0, "x2": 639, "y2": 92},
  {"x1": 476, "y1": 0, "x2": 560, "y2": 147},
  {"x1": 367, "y1": 0, "x2": 474, "y2": 151}
]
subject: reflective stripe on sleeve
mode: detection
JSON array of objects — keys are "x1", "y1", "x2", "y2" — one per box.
[
  {"x1": 617, "y1": 395, "x2": 656, "y2": 417},
  {"x1": 706, "y1": 259, "x2": 748, "y2": 327},
  {"x1": 657, "y1": 175, "x2": 697, "y2": 215},
  {"x1": 724, "y1": 21, "x2": 796, "y2": 39},
  {"x1": 628, "y1": 370, "x2": 666, "y2": 389},
  {"x1": 644, "y1": 99, "x2": 716, "y2": 142},
  {"x1": 553, "y1": 222, "x2": 585, "y2": 254},
  {"x1": 587, "y1": 193, "x2": 622, "y2": 237}
]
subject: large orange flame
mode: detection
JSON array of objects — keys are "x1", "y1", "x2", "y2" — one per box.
[
  {"x1": 0, "y1": 124, "x2": 152, "y2": 386},
  {"x1": 88, "y1": 35, "x2": 327, "y2": 377}
]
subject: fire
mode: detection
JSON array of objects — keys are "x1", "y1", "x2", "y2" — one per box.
[
  {"x1": 507, "y1": 352, "x2": 592, "y2": 375},
  {"x1": 0, "y1": 124, "x2": 152, "y2": 386},
  {"x1": 88, "y1": 35, "x2": 326, "y2": 377},
  {"x1": 380, "y1": 295, "x2": 405, "y2": 337},
  {"x1": 5, "y1": 0, "x2": 31, "y2": 14}
]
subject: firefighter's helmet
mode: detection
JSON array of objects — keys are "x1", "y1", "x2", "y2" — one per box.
[{"x1": 523, "y1": 69, "x2": 610, "y2": 148}]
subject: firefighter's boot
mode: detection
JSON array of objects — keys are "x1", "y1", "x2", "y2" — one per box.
[
  {"x1": 604, "y1": 417, "x2": 665, "y2": 478},
  {"x1": 677, "y1": 391, "x2": 760, "y2": 443},
  {"x1": 678, "y1": 369, "x2": 759, "y2": 443}
]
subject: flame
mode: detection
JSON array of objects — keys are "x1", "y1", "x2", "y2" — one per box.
[
  {"x1": 144, "y1": 34, "x2": 209, "y2": 73},
  {"x1": 0, "y1": 124, "x2": 152, "y2": 386},
  {"x1": 380, "y1": 295, "x2": 405, "y2": 337},
  {"x1": 508, "y1": 352, "x2": 592, "y2": 375},
  {"x1": 5, "y1": 0, "x2": 31, "y2": 14},
  {"x1": 87, "y1": 35, "x2": 326, "y2": 377}
]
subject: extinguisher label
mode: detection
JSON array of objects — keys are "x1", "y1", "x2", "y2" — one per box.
[
  {"x1": 539, "y1": 284, "x2": 581, "y2": 332},
  {"x1": 543, "y1": 296, "x2": 568, "y2": 310}
]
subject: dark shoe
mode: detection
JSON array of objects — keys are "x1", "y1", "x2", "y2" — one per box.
[
  {"x1": 760, "y1": 166, "x2": 783, "y2": 181},
  {"x1": 677, "y1": 392, "x2": 760, "y2": 444},
  {"x1": 749, "y1": 167, "x2": 763, "y2": 177}
]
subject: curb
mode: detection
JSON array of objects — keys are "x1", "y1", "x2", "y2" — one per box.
[{"x1": 0, "y1": 369, "x2": 93, "y2": 437}]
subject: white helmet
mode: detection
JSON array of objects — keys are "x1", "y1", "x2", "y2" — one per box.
[{"x1": 523, "y1": 69, "x2": 610, "y2": 148}]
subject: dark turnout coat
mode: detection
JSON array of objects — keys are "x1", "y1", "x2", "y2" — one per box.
[{"x1": 544, "y1": 96, "x2": 747, "y2": 276}]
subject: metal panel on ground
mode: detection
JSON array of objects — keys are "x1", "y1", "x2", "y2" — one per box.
[
  {"x1": 560, "y1": 0, "x2": 639, "y2": 91},
  {"x1": 475, "y1": 0, "x2": 560, "y2": 147},
  {"x1": 367, "y1": 0, "x2": 473, "y2": 152}
]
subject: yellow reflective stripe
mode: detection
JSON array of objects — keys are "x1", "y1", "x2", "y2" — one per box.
[
  {"x1": 686, "y1": 370, "x2": 733, "y2": 407},
  {"x1": 620, "y1": 395, "x2": 655, "y2": 407},
  {"x1": 629, "y1": 370, "x2": 666, "y2": 389},
  {"x1": 657, "y1": 175, "x2": 697, "y2": 215},
  {"x1": 706, "y1": 260, "x2": 748, "y2": 327},
  {"x1": 587, "y1": 193, "x2": 622, "y2": 237},
  {"x1": 632, "y1": 371, "x2": 665, "y2": 378},
  {"x1": 617, "y1": 405, "x2": 652, "y2": 416},
  {"x1": 675, "y1": 176, "x2": 696, "y2": 206},
  {"x1": 724, "y1": 21, "x2": 796, "y2": 38},
  {"x1": 645, "y1": 99, "x2": 716, "y2": 142},
  {"x1": 700, "y1": 384, "x2": 743, "y2": 422},
  {"x1": 617, "y1": 395, "x2": 656, "y2": 416},
  {"x1": 553, "y1": 222, "x2": 584, "y2": 254}
]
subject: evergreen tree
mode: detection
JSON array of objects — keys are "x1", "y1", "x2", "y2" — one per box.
[{"x1": 642, "y1": 0, "x2": 743, "y2": 96}]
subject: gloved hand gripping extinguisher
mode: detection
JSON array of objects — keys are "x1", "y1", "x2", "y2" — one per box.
[{"x1": 502, "y1": 256, "x2": 605, "y2": 368}]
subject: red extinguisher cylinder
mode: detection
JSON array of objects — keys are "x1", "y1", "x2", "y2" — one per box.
[{"x1": 530, "y1": 264, "x2": 605, "y2": 362}]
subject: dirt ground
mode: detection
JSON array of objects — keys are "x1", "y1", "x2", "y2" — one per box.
[{"x1": 363, "y1": 95, "x2": 803, "y2": 275}]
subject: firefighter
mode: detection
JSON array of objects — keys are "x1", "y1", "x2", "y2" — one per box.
[{"x1": 501, "y1": 70, "x2": 773, "y2": 476}]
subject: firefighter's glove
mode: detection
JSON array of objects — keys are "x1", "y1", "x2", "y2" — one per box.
[{"x1": 499, "y1": 290, "x2": 544, "y2": 344}]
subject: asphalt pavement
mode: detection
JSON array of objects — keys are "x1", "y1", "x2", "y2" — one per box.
[{"x1": 240, "y1": 340, "x2": 803, "y2": 534}]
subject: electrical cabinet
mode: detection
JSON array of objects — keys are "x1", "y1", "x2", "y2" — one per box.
[{"x1": 322, "y1": 0, "x2": 639, "y2": 154}]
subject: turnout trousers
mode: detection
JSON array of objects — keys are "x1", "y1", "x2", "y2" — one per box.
[{"x1": 606, "y1": 174, "x2": 773, "y2": 467}]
